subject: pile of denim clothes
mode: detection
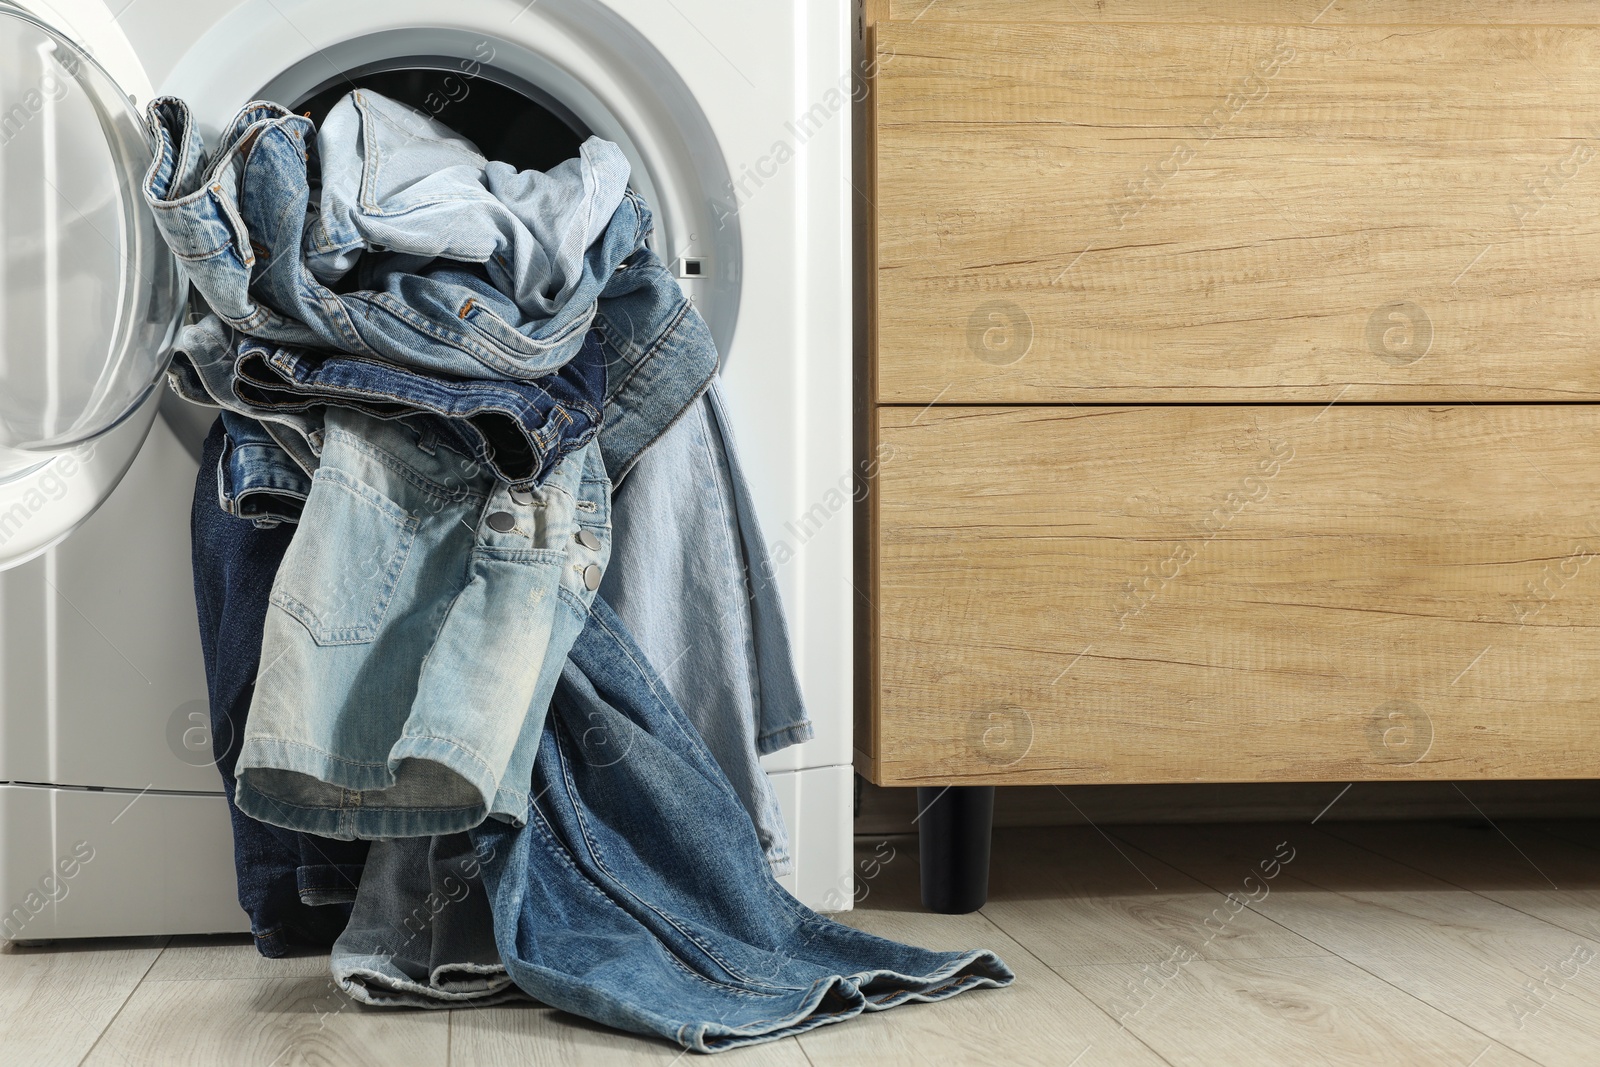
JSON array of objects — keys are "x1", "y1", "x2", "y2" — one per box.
[{"x1": 146, "y1": 88, "x2": 1010, "y2": 1051}]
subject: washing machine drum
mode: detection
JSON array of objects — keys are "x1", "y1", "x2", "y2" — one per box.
[{"x1": 0, "y1": 4, "x2": 185, "y2": 568}]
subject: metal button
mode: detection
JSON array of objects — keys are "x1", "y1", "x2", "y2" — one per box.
[
  {"x1": 575, "y1": 528, "x2": 601, "y2": 551},
  {"x1": 486, "y1": 512, "x2": 517, "y2": 533},
  {"x1": 583, "y1": 564, "x2": 602, "y2": 590},
  {"x1": 509, "y1": 488, "x2": 536, "y2": 506}
]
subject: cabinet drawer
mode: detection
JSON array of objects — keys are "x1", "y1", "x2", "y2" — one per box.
[
  {"x1": 872, "y1": 22, "x2": 1600, "y2": 403},
  {"x1": 866, "y1": 405, "x2": 1600, "y2": 785}
]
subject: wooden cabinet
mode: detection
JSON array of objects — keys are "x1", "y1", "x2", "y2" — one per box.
[{"x1": 855, "y1": 2, "x2": 1600, "y2": 906}]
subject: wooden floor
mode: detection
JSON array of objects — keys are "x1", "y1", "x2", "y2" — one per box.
[{"x1": 8, "y1": 819, "x2": 1600, "y2": 1065}]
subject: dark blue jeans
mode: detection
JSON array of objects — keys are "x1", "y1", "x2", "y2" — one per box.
[
  {"x1": 471, "y1": 597, "x2": 1012, "y2": 1052},
  {"x1": 192, "y1": 417, "x2": 368, "y2": 957}
]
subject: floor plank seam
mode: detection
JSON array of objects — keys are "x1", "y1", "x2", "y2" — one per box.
[
  {"x1": 973, "y1": 906, "x2": 1181, "y2": 1067},
  {"x1": 74, "y1": 937, "x2": 170, "y2": 1067},
  {"x1": 1105, "y1": 825, "x2": 1327, "y2": 956},
  {"x1": 1103, "y1": 825, "x2": 1534, "y2": 1064},
  {"x1": 1318, "y1": 823, "x2": 1593, "y2": 932}
]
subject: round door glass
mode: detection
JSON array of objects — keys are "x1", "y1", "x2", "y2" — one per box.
[{"x1": 0, "y1": 7, "x2": 182, "y2": 476}]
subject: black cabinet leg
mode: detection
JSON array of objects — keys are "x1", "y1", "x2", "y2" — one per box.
[{"x1": 917, "y1": 785, "x2": 995, "y2": 913}]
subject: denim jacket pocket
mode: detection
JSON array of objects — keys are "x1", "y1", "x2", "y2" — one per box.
[{"x1": 270, "y1": 467, "x2": 419, "y2": 646}]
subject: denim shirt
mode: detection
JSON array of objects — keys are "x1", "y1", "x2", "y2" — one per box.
[{"x1": 234, "y1": 412, "x2": 613, "y2": 840}]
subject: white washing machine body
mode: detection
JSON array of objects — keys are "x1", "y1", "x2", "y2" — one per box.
[{"x1": 0, "y1": 0, "x2": 853, "y2": 940}]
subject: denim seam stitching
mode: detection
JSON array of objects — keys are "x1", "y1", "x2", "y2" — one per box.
[
  {"x1": 269, "y1": 470, "x2": 417, "y2": 644},
  {"x1": 358, "y1": 292, "x2": 538, "y2": 376},
  {"x1": 519, "y1": 803, "x2": 780, "y2": 1000},
  {"x1": 239, "y1": 775, "x2": 490, "y2": 818},
  {"x1": 693, "y1": 977, "x2": 864, "y2": 1035},
  {"x1": 356, "y1": 93, "x2": 489, "y2": 215},
  {"x1": 550, "y1": 703, "x2": 787, "y2": 993},
  {"x1": 239, "y1": 738, "x2": 392, "y2": 770},
  {"x1": 461, "y1": 300, "x2": 593, "y2": 363},
  {"x1": 601, "y1": 298, "x2": 689, "y2": 400},
  {"x1": 243, "y1": 362, "x2": 578, "y2": 480},
  {"x1": 256, "y1": 355, "x2": 577, "y2": 426},
  {"x1": 395, "y1": 734, "x2": 495, "y2": 780},
  {"x1": 695, "y1": 403, "x2": 765, "y2": 716}
]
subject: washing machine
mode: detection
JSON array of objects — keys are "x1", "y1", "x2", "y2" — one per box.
[{"x1": 0, "y1": 0, "x2": 854, "y2": 940}]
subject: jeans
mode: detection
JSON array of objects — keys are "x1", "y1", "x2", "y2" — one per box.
[
  {"x1": 171, "y1": 317, "x2": 322, "y2": 479},
  {"x1": 150, "y1": 89, "x2": 714, "y2": 482},
  {"x1": 175, "y1": 318, "x2": 608, "y2": 491},
  {"x1": 191, "y1": 418, "x2": 367, "y2": 957},
  {"x1": 144, "y1": 94, "x2": 644, "y2": 382},
  {"x1": 161, "y1": 88, "x2": 768, "y2": 842},
  {"x1": 472, "y1": 597, "x2": 1012, "y2": 1053},
  {"x1": 310, "y1": 89, "x2": 631, "y2": 327},
  {"x1": 234, "y1": 409, "x2": 612, "y2": 839},
  {"x1": 216, "y1": 410, "x2": 308, "y2": 526},
  {"x1": 331, "y1": 834, "x2": 523, "y2": 1007},
  {"x1": 601, "y1": 383, "x2": 810, "y2": 872}
]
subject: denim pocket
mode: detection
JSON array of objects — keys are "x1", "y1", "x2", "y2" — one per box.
[
  {"x1": 270, "y1": 467, "x2": 419, "y2": 646},
  {"x1": 461, "y1": 299, "x2": 593, "y2": 377}
]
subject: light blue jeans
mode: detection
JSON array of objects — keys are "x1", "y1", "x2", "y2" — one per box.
[
  {"x1": 144, "y1": 93, "x2": 641, "y2": 382},
  {"x1": 150, "y1": 91, "x2": 713, "y2": 484},
  {"x1": 601, "y1": 382, "x2": 810, "y2": 872},
  {"x1": 234, "y1": 408, "x2": 612, "y2": 839},
  {"x1": 309, "y1": 89, "x2": 630, "y2": 330}
]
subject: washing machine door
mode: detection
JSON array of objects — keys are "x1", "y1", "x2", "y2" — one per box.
[{"x1": 0, "y1": 2, "x2": 184, "y2": 570}]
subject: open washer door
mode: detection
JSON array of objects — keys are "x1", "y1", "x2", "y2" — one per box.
[{"x1": 0, "y1": 1, "x2": 184, "y2": 570}]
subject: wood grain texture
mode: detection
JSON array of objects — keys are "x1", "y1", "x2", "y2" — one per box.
[
  {"x1": 891, "y1": 0, "x2": 1600, "y2": 23},
  {"x1": 978, "y1": 826, "x2": 1325, "y2": 967},
  {"x1": 1324, "y1": 819, "x2": 1600, "y2": 944},
  {"x1": 1117, "y1": 822, "x2": 1600, "y2": 1063},
  {"x1": 143, "y1": 935, "x2": 329, "y2": 982},
  {"x1": 0, "y1": 938, "x2": 163, "y2": 1067},
  {"x1": 873, "y1": 21, "x2": 1600, "y2": 403},
  {"x1": 1059, "y1": 955, "x2": 1540, "y2": 1067},
  {"x1": 855, "y1": 19, "x2": 885, "y2": 765},
  {"x1": 865, "y1": 404, "x2": 1600, "y2": 786},
  {"x1": 81, "y1": 974, "x2": 449, "y2": 1067},
  {"x1": 15, "y1": 826, "x2": 1600, "y2": 1064}
]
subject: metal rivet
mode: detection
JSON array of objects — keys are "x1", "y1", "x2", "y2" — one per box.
[
  {"x1": 487, "y1": 512, "x2": 517, "y2": 533},
  {"x1": 583, "y1": 564, "x2": 602, "y2": 590},
  {"x1": 575, "y1": 529, "x2": 601, "y2": 551},
  {"x1": 510, "y1": 487, "x2": 536, "y2": 506}
]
